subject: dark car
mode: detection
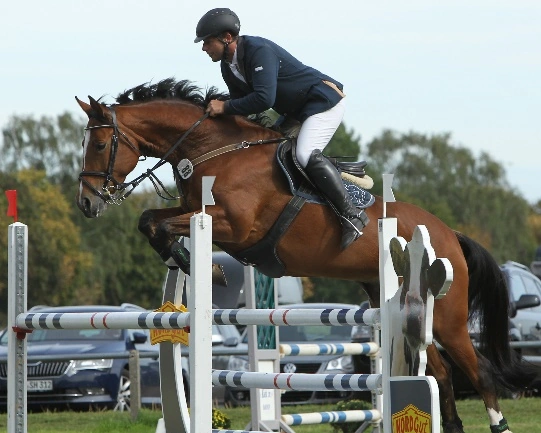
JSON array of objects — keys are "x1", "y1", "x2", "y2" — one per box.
[
  {"x1": 441, "y1": 261, "x2": 541, "y2": 397},
  {"x1": 223, "y1": 302, "x2": 360, "y2": 406},
  {"x1": 0, "y1": 304, "x2": 161, "y2": 411},
  {"x1": 0, "y1": 303, "x2": 248, "y2": 411}
]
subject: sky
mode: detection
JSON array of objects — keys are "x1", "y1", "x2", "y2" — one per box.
[{"x1": 2, "y1": 1, "x2": 540, "y2": 203}]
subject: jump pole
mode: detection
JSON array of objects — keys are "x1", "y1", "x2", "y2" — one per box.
[{"x1": 7, "y1": 223, "x2": 28, "y2": 433}]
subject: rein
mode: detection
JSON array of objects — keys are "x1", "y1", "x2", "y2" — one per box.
[
  {"x1": 80, "y1": 106, "x2": 291, "y2": 205},
  {"x1": 190, "y1": 137, "x2": 290, "y2": 168}
]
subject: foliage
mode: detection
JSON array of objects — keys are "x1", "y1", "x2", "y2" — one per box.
[
  {"x1": 366, "y1": 129, "x2": 536, "y2": 263},
  {"x1": 1, "y1": 112, "x2": 85, "y2": 188},
  {"x1": 325, "y1": 123, "x2": 362, "y2": 161},
  {"x1": 0, "y1": 170, "x2": 94, "y2": 323},
  {"x1": 330, "y1": 399, "x2": 373, "y2": 433},
  {"x1": 211, "y1": 408, "x2": 231, "y2": 429},
  {"x1": 71, "y1": 189, "x2": 173, "y2": 309},
  {"x1": 304, "y1": 278, "x2": 369, "y2": 305}
]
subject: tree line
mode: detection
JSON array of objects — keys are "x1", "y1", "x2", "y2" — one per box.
[{"x1": 1, "y1": 112, "x2": 540, "y2": 326}]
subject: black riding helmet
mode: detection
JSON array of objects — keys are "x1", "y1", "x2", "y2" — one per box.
[{"x1": 194, "y1": 8, "x2": 240, "y2": 43}]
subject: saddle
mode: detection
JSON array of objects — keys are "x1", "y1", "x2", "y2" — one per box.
[
  {"x1": 230, "y1": 139, "x2": 375, "y2": 278},
  {"x1": 276, "y1": 140, "x2": 374, "y2": 208}
]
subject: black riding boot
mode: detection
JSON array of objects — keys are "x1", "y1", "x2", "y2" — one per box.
[{"x1": 305, "y1": 149, "x2": 369, "y2": 250}]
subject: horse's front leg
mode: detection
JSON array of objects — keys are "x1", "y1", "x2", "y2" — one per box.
[
  {"x1": 138, "y1": 205, "x2": 247, "y2": 285},
  {"x1": 138, "y1": 206, "x2": 188, "y2": 262}
]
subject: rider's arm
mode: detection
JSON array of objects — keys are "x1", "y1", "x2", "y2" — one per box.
[{"x1": 223, "y1": 45, "x2": 280, "y2": 116}]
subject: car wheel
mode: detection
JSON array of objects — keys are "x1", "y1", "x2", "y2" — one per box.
[
  {"x1": 184, "y1": 373, "x2": 190, "y2": 407},
  {"x1": 114, "y1": 368, "x2": 131, "y2": 411}
]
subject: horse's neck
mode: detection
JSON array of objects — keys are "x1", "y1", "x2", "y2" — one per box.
[{"x1": 120, "y1": 103, "x2": 281, "y2": 164}]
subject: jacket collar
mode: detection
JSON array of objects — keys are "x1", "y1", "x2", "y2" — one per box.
[{"x1": 235, "y1": 36, "x2": 246, "y2": 77}]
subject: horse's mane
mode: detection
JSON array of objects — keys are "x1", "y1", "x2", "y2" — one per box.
[
  {"x1": 115, "y1": 77, "x2": 228, "y2": 108},
  {"x1": 114, "y1": 78, "x2": 296, "y2": 135}
]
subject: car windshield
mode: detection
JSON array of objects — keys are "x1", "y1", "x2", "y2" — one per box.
[
  {"x1": 0, "y1": 328, "x2": 122, "y2": 344},
  {"x1": 279, "y1": 325, "x2": 353, "y2": 342}
]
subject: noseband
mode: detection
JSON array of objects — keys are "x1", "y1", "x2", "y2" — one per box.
[{"x1": 79, "y1": 106, "x2": 209, "y2": 205}]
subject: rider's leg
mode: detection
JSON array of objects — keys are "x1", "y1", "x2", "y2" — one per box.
[{"x1": 296, "y1": 99, "x2": 369, "y2": 250}]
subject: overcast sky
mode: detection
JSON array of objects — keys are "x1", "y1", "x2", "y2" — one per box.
[{"x1": 2, "y1": 1, "x2": 539, "y2": 203}]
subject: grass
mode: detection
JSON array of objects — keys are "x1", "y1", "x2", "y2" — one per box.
[{"x1": 1, "y1": 398, "x2": 540, "y2": 432}]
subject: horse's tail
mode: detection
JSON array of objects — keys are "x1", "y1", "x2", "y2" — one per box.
[{"x1": 456, "y1": 231, "x2": 536, "y2": 391}]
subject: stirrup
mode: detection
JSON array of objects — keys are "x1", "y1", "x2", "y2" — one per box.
[{"x1": 340, "y1": 211, "x2": 369, "y2": 250}]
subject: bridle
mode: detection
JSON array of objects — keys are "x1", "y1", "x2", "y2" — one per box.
[
  {"x1": 79, "y1": 106, "x2": 209, "y2": 205},
  {"x1": 80, "y1": 104, "x2": 291, "y2": 206}
]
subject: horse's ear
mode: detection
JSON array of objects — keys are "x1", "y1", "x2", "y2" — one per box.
[
  {"x1": 88, "y1": 95, "x2": 109, "y2": 121},
  {"x1": 75, "y1": 96, "x2": 93, "y2": 117}
]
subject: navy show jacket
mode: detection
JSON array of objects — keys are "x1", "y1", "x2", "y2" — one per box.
[{"x1": 222, "y1": 36, "x2": 344, "y2": 123}]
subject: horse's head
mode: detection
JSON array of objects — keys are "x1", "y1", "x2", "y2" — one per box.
[{"x1": 75, "y1": 96, "x2": 141, "y2": 217}]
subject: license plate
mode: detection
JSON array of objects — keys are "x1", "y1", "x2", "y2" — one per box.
[{"x1": 28, "y1": 380, "x2": 53, "y2": 392}]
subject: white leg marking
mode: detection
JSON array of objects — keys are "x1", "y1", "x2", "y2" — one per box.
[
  {"x1": 487, "y1": 408, "x2": 511, "y2": 432},
  {"x1": 79, "y1": 130, "x2": 90, "y2": 199}
]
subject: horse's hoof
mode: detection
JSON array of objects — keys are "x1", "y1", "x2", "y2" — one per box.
[
  {"x1": 442, "y1": 421, "x2": 465, "y2": 433},
  {"x1": 212, "y1": 264, "x2": 227, "y2": 287}
]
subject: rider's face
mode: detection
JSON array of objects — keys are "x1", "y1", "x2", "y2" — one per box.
[{"x1": 201, "y1": 37, "x2": 224, "y2": 62}]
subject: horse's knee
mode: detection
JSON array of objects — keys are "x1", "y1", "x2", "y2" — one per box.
[{"x1": 138, "y1": 209, "x2": 156, "y2": 237}]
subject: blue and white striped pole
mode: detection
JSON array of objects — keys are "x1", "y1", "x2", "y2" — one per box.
[
  {"x1": 280, "y1": 342, "x2": 379, "y2": 357},
  {"x1": 212, "y1": 370, "x2": 382, "y2": 392},
  {"x1": 15, "y1": 307, "x2": 380, "y2": 331},
  {"x1": 282, "y1": 409, "x2": 382, "y2": 426}
]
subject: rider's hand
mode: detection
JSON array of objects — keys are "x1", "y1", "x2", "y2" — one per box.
[{"x1": 206, "y1": 100, "x2": 225, "y2": 117}]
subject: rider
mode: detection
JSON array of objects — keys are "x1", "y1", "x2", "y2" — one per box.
[{"x1": 194, "y1": 8, "x2": 368, "y2": 250}]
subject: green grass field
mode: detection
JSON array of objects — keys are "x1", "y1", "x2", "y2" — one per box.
[{"x1": 0, "y1": 398, "x2": 540, "y2": 433}]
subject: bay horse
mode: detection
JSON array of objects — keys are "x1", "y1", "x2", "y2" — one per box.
[{"x1": 76, "y1": 79, "x2": 533, "y2": 433}]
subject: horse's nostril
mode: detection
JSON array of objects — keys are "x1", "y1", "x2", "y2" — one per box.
[{"x1": 83, "y1": 197, "x2": 92, "y2": 212}]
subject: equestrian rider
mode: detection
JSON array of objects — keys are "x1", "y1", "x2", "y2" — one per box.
[{"x1": 194, "y1": 8, "x2": 368, "y2": 250}]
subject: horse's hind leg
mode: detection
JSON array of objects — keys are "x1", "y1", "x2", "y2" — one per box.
[
  {"x1": 426, "y1": 344, "x2": 465, "y2": 433},
  {"x1": 438, "y1": 331, "x2": 512, "y2": 433}
]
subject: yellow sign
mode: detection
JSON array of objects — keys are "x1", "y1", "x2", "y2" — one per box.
[
  {"x1": 392, "y1": 404, "x2": 431, "y2": 433},
  {"x1": 150, "y1": 302, "x2": 189, "y2": 346}
]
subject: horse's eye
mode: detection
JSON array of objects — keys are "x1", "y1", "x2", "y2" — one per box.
[{"x1": 95, "y1": 142, "x2": 107, "y2": 151}]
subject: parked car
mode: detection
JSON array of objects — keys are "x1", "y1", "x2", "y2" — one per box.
[
  {"x1": 223, "y1": 302, "x2": 360, "y2": 406},
  {"x1": 441, "y1": 261, "x2": 541, "y2": 397},
  {"x1": 0, "y1": 303, "x2": 248, "y2": 411},
  {"x1": 210, "y1": 251, "x2": 304, "y2": 309},
  {"x1": 0, "y1": 304, "x2": 161, "y2": 412}
]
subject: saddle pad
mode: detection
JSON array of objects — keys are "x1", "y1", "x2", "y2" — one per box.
[{"x1": 344, "y1": 179, "x2": 376, "y2": 209}]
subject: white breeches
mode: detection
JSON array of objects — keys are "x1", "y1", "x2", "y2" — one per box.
[{"x1": 295, "y1": 98, "x2": 346, "y2": 168}]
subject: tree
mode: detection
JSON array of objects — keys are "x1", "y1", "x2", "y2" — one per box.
[
  {"x1": 1, "y1": 112, "x2": 85, "y2": 189},
  {"x1": 366, "y1": 130, "x2": 535, "y2": 263},
  {"x1": 0, "y1": 170, "x2": 94, "y2": 326},
  {"x1": 325, "y1": 123, "x2": 362, "y2": 161},
  {"x1": 72, "y1": 189, "x2": 171, "y2": 308}
]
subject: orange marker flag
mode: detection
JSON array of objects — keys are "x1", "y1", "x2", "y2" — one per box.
[{"x1": 5, "y1": 190, "x2": 17, "y2": 222}]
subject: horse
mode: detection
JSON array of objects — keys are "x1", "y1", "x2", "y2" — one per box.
[{"x1": 75, "y1": 78, "x2": 534, "y2": 433}]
